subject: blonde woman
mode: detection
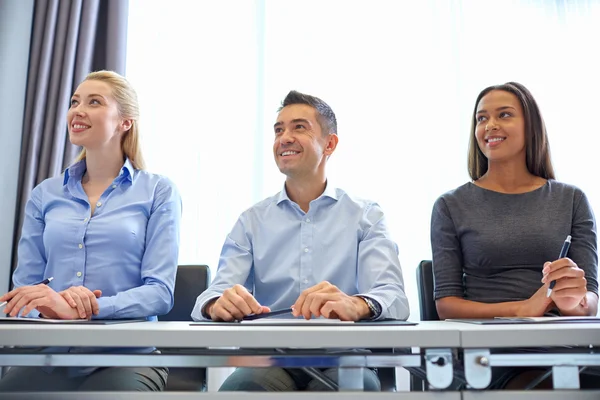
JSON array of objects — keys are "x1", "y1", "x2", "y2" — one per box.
[{"x1": 0, "y1": 71, "x2": 181, "y2": 392}]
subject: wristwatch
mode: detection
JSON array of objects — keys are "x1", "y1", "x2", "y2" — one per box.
[{"x1": 357, "y1": 296, "x2": 382, "y2": 319}]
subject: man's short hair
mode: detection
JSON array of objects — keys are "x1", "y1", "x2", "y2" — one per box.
[{"x1": 278, "y1": 90, "x2": 337, "y2": 136}]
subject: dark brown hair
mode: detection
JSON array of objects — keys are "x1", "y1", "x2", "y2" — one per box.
[{"x1": 467, "y1": 82, "x2": 554, "y2": 180}]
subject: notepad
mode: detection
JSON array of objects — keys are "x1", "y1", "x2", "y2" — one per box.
[
  {"x1": 190, "y1": 319, "x2": 417, "y2": 327},
  {"x1": 241, "y1": 318, "x2": 354, "y2": 325},
  {"x1": 446, "y1": 316, "x2": 600, "y2": 325},
  {"x1": 494, "y1": 316, "x2": 600, "y2": 323},
  {"x1": 0, "y1": 317, "x2": 147, "y2": 324}
]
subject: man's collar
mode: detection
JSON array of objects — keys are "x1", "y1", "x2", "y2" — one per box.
[{"x1": 276, "y1": 180, "x2": 338, "y2": 205}]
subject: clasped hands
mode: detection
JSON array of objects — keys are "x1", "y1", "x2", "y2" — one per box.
[
  {"x1": 0, "y1": 284, "x2": 102, "y2": 320},
  {"x1": 207, "y1": 281, "x2": 371, "y2": 322},
  {"x1": 518, "y1": 257, "x2": 588, "y2": 317}
]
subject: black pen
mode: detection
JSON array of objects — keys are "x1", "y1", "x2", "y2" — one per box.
[
  {"x1": 242, "y1": 307, "x2": 293, "y2": 321},
  {"x1": 0, "y1": 277, "x2": 54, "y2": 309},
  {"x1": 547, "y1": 236, "x2": 571, "y2": 297}
]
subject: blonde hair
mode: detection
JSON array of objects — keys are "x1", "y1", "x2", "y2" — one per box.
[{"x1": 73, "y1": 70, "x2": 146, "y2": 170}]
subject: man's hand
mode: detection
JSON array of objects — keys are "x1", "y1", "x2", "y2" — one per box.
[
  {"x1": 292, "y1": 281, "x2": 371, "y2": 321},
  {"x1": 516, "y1": 282, "x2": 554, "y2": 317},
  {"x1": 60, "y1": 286, "x2": 102, "y2": 319},
  {"x1": 206, "y1": 284, "x2": 270, "y2": 322},
  {"x1": 542, "y1": 258, "x2": 588, "y2": 312},
  {"x1": 1, "y1": 285, "x2": 81, "y2": 320}
]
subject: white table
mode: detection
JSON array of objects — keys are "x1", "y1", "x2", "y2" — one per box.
[
  {"x1": 1, "y1": 320, "x2": 599, "y2": 398},
  {"x1": 0, "y1": 321, "x2": 460, "y2": 348},
  {"x1": 0, "y1": 320, "x2": 459, "y2": 397},
  {"x1": 455, "y1": 322, "x2": 600, "y2": 390}
]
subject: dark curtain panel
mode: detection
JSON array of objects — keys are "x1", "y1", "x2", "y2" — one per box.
[{"x1": 10, "y1": 0, "x2": 129, "y2": 275}]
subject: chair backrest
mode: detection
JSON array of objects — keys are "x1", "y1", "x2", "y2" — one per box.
[
  {"x1": 159, "y1": 264, "x2": 211, "y2": 322},
  {"x1": 416, "y1": 260, "x2": 440, "y2": 321}
]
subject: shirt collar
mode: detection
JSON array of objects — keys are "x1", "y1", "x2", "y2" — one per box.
[
  {"x1": 63, "y1": 158, "x2": 135, "y2": 185},
  {"x1": 63, "y1": 159, "x2": 86, "y2": 185},
  {"x1": 120, "y1": 158, "x2": 135, "y2": 182},
  {"x1": 276, "y1": 180, "x2": 339, "y2": 205}
]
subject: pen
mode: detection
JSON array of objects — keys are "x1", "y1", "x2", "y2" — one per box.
[
  {"x1": 546, "y1": 236, "x2": 571, "y2": 297},
  {"x1": 242, "y1": 307, "x2": 293, "y2": 321},
  {"x1": 0, "y1": 277, "x2": 54, "y2": 309}
]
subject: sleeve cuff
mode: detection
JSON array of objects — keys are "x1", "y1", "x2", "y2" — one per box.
[
  {"x1": 25, "y1": 309, "x2": 41, "y2": 319},
  {"x1": 196, "y1": 297, "x2": 220, "y2": 320},
  {"x1": 94, "y1": 296, "x2": 116, "y2": 319},
  {"x1": 434, "y1": 290, "x2": 464, "y2": 300}
]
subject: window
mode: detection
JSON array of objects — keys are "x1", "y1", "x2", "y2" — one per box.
[{"x1": 127, "y1": 0, "x2": 600, "y2": 320}]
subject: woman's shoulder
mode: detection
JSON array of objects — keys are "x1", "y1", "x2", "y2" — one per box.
[
  {"x1": 546, "y1": 179, "x2": 586, "y2": 196},
  {"x1": 435, "y1": 182, "x2": 473, "y2": 204},
  {"x1": 134, "y1": 170, "x2": 178, "y2": 191},
  {"x1": 127, "y1": 169, "x2": 181, "y2": 207},
  {"x1": 32, "y1": 174, "x2": 67, "y2": 195}
]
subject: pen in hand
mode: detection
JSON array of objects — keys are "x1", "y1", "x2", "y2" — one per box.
[
  {"x1": 242, "y1": 307, "x2": 293, "y2": 321},
  {"x1": 0, "y1": 277, "x2": 54, "y2": 309},
  {"x1": 546, "y1": 236, "x2": 571, "y2": 297}
]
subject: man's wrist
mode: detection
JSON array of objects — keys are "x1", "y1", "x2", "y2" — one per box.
[
  {"x1": 352, "y1": 296, "x2": 371, "y2": 319},
  {"x1": 354, "y1": 296, "x2": 382, "y2": 320},
  {"x1": 203, "y1": 298, "x2": 218, "y2": 319}
]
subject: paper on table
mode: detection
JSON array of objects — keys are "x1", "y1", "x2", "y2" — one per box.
[
  {"x1": 0, "y1": 317, "x2": 146, "y2": 324},
  {"x1": 240, "y1": 318, "x2": 354, "y2": 324},
  {"x1": 494, "y1": 316, "x2": 600, "y2": 323},
  {"x1": 446, "y1": 316, "x2": 600, "y2": 325}
]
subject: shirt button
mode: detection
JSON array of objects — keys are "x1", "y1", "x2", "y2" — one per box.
[
  {"x1": 305, "y1": 218, "x2": 311, "y2": 223},
  {"x1": 303, "y1": 279, "x2": 308, "y2": 284},
  {"x1": 112, "y1": 184, "x2": 117, "y2": 189},
  {"x1": 96, "y1": 202, "x2": 102, "y2": 207},
  {"x1": 83, "y1": 218, "x2": 88, "y2": 222},
  {"x1": 304, "y1": 248, "x2": 309, "y2": 253},
  {"x1": 78, "y1": 244, "x2": 83, "y2": 249},
  {"x1": 76, "y1": 272, "x2": 82, "y2": 277}
]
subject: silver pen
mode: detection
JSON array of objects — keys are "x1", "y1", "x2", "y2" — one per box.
[{"x1": 0, "y1": 277, "x2": 54, "y2": 309}]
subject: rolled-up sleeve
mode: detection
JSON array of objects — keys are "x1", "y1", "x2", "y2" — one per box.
[
  {"x1": 356, "y1": 203, "x2": 410, "y2": 320},
  {"x1": 191, "y1": 215, "x2": 254, "y2": 321}
]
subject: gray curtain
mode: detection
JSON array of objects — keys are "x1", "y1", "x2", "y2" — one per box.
[{"x1": 10, "y1": 0, "x2": 129, "y2": 275}]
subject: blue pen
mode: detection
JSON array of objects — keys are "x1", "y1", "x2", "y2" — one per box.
[{"x1": 546, "y1": 236, "x2": 571, "y2": 297}]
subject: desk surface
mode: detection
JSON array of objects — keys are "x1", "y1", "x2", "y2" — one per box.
[
  {"x1": 454, "y1": 322, "x2": 600, "y2": 348},
  {"x1": 0, "y1": 393, "x2": 463, "y2": 400},
  {"x1": 1, "y1": 320, "x2": 598, "y2": 349},
  {"x1": 0, "y1": 321, "x2": 461, "y2": 348}
]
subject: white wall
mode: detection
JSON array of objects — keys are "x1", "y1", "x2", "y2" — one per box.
[{"x1": 0, "y1": 0, "x2": 34, "y2": 294}]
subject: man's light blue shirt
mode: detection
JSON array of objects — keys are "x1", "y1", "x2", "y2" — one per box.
[
  {"x1": 192, "y1": 183, "x2": 409, "y2": 320},
  {"x1": 14, "y1": 158, "x2": 181, "y2": 321}
]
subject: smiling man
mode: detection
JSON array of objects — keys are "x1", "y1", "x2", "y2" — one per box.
[{"x1": 191, "y1": 90, "x2": 409, "y2": 392}]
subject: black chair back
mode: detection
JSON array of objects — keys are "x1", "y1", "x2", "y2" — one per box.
[
  {"x1": 416, "y1": 260, "x2": 440, "y2": 321},
  {"x1": 159, "y1": 264, "x2": 211, "y2": 391},
  {"x1": 159, "y1": 264, "x2": 210, "y2": 322}
]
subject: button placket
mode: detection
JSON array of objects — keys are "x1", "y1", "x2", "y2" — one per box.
[
  {"x1": 300, "y1": 213, "x2": 314, "y2": 288},
  {"x1": 78, "y1": 207, "x2": 89, "y2": 284}
]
